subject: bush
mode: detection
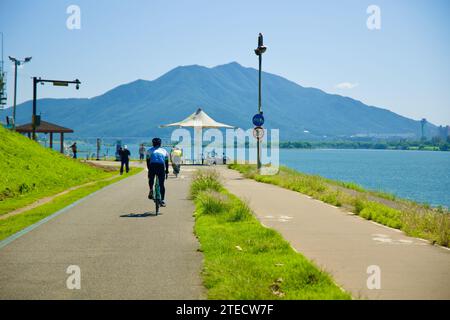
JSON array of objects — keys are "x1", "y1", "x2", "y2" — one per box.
[
  {"x1": 357, "y1": 201, "x2": 402, "y2": 229},
  {"x1": 190, "y1": 169, "x2": 223, "y2": 199},
  {"x1": 228, "y1": 199, "x2": 252, "y2": 222},
  {"x1": 196, "y1": 191, "x2": 229, "y2": 215}
]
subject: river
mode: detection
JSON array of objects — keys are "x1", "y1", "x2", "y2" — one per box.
[
  {"x1": 280, "y1": 149, "x2": 450, "y2": 208},
  {"x1": 51, "y1": 140, "x2": 450, "y2": 208}
]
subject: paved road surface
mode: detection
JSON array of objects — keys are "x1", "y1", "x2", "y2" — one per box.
[
  {"x1": 0, "y1": 169, "x2": 204, "y2": 299},
  {"x1": 219, "y1": 167, "x2": 450, "y2": 300}
]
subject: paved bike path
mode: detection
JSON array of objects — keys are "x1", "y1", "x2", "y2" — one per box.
[
  {"x1": 219, "y1": 167, "x2": 450, "y2": 300},
  {"x1": 0, "y1": 170, "x2": 204, "y2": 299}
]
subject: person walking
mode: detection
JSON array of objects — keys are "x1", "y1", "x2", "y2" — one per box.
[
  {"x1": 139, "y1": 144, "x2": 146, "y2": 162},
  {"x1": 69, "y1": 142, "x2": 77, "y2": 159},
  {"x1": 119, "y1": 145, "x2": 131, "y2": 175}
]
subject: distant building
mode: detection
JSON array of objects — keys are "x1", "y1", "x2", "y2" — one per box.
[
  {"x1": 420, "y1": 118, "x2": 427, "y2": 140},
  {"x1": 437, "y1": 125, "x2": 450, "y2": 139}
]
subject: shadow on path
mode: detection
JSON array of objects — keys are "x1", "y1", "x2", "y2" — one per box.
[{"x1": 120, "y1": 212, "x2": 157, "y2": 218}]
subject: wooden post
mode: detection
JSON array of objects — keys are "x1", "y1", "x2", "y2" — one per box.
[
  {"x1": 50, "y1": 132, "x2": 53, "y2": 149},
  {"x1": 60, "y1": 133, "x2": 64, "y2": 153}
]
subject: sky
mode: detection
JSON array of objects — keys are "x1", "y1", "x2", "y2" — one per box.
[{"x1": 0, "y1": 0, "x2": 449, "y2": 125}]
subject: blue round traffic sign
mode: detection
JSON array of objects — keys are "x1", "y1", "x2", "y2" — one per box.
[{"x1": 252, "y1": 113, "x2": 264, "y2": 127}]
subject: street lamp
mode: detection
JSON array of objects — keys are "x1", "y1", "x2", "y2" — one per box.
[
  {"x1": 254, "y1": 33, "x2": 267, "y2": 170},
  {"x1": 31, "y1": 77, "x2": 81, "y2": 140},
  {"x1": 9, "y1": 56, "x2": 32, "y2": 128}
]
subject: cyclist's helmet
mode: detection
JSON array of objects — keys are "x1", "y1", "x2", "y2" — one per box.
[{"x1": 152, "y1": 137, "x2": 162, "y2": 147}]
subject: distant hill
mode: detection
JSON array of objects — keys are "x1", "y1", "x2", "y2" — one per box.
[{"x1": 4, "y1": 62, "x2": 435, "y2": 140}]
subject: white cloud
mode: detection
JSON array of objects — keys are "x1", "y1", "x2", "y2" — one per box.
[{"x1": 335, "y1": 82, "x2": 359, "y2": 89}]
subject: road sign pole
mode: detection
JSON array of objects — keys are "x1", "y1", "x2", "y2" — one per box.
[{"x1": 257, "y1": 41, "x2": 263, "y2": 170}]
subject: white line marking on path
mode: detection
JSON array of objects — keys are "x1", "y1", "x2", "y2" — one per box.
[{"x1": 0, "y1": 180, "x2": 123, "y2": 250}]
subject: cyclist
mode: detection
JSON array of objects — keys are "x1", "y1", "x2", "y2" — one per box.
[{"x1": 146, "y1": 138, "x2": 169, "y2": 207}]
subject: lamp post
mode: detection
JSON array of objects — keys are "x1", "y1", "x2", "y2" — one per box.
[
  {"x1": 9, "y1": 56, "x2": 32, "y2": 129},
  {"x1": 31, "y1": 77, "x2": 81, "y2": 140},
  {"x1": 254, "y1": 33, "x2": 267, "y2": 170},
  {"x1": 0, "y1": 32, "x2": 6, "y2": 109}
]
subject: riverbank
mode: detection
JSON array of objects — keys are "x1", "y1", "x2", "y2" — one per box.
[
  {"x1": 279, "y1": 140, "x2": 450, "y2": 152},
  {"x1": 229, "y1": 164, "x2": 449, "y2": 247}
]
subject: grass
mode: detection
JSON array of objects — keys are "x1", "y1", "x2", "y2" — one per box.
[
  {"x1": 229, "y1": 164, "x2": 450, "y2": 247},
  {"x1": 0, "y1": 125, "x2": 114, "y2": 215},
  {"x1": 0, "y1": 167, "x2": 143, "y2": 241},
  {"x1": 191, "y1": 170, "x2": 351, "y2": 300}
]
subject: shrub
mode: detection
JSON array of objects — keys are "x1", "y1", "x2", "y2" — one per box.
[
  {"x1": 196, "y1": 191, "x2": 229, "y2": 215},
  {"x1": 228, "y1": 199, "x2": 252, "y2": 222},
  {"x1": 190, "y1": 169, "x2": 223, "y2": 198}
]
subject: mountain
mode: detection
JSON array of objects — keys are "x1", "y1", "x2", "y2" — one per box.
[{"x1": 3, "y1": 62, "x2": 434, "y2": 140}]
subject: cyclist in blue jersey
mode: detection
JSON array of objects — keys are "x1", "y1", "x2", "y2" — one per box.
[{"x1": 146, "y1": 137, "x2": 169, "y2": 206}]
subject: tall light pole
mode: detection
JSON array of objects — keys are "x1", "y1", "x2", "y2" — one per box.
[
  {"x1": 9, "y1": 56, "x2": 32, "y2": 128},
  {"x1": 0, "y1": 33, "x2": 7, "y2": 110},
  {"x1": 254, "y1": 33, "x2": 267, "y2": 170}
]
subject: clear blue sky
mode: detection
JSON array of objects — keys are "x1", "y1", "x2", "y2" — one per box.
[{"x1": 1, "y1": 0, "x2": 449, "y2": 125}]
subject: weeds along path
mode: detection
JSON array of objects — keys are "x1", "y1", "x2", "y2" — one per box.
[{"x1": 218, "y1": 166, "x2": 450, "y2": 300}]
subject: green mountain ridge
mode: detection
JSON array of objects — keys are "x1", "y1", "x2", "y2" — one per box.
[{"x1": 3, "y1": 62, "x2": 435, "y2": 140}]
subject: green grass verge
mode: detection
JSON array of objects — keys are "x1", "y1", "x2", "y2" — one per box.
[
  {"x1": 191, "y1": 170, "x2": 351, "y2": 300},
  {"x1": 0, "y1": 168, "x2": 143, "y2": 241},
  {"x1": 0, "y1": 125, "x2": 115, "y2": 215},
  {"x1": 229, "y1": 164, "x2": 449, "y2": 247}
]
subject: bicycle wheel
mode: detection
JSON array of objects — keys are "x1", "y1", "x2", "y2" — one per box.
[
  {"x1": 154, "y1": 176, "x2": 161, "y2": 215},
  {"x1": 155, "y1": 198, "x2": 160, "y2": 215}
]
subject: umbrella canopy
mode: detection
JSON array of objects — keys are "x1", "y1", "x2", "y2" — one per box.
[
  {"x1": 161, "y1": 108, "x2": 233, "y2": 129},
  {"x1": 161, "y1": 108, "x2": 234, "y2": 164}
]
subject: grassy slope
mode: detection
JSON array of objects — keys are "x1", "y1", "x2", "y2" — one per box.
[
  {"x1": 229, "y1": 164, "x2": 449, "y2": 247},
  {"x1": 191, "y1": 170, "x2": 350, "y2": 300},
  {"x1": 0, "y1": 168, "x2": 142, "y2": 241},
  {"x1": 0, "y1": 126, "x2": 112, "y2": 215}
]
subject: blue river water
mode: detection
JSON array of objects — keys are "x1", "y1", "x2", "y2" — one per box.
[{"x1": 280, "y1": 149, "x2": 450, "y2": 208}]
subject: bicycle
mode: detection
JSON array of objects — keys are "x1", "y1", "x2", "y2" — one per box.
[
  {"x1": 153, "y1": 175, "x2": 162, "y2": 215},
  {"x1": 172, "y1": 160, "x2": 181, "y2": 178}
]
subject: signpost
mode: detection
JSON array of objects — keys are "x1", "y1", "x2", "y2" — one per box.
[
  {"x1": 53, "y1": 81, "x2": 69, "y2": 87},
  {"x1": 252, "y1": 113, "x2": 264, "y2": 127},
  {"x1": 253, "y1": 126, "x2": 265, "y2": 140},
  {"x1": 254, "y1": 33, "x2": 267, "y2": 170}
]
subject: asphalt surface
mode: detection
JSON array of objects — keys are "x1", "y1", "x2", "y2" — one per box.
[
  {"x1": 219, "y1": 167, "x2": 450, "y2": 300},
  {"x1": 0, "y1": 169, "x2": 204, "y2": 299}
]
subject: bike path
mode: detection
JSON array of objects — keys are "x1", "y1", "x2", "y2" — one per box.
[
  {"x1": 219, "y1": 167, "x2": 450, "y2": 300},
  {"x1": 0, "y1": 169, "x2": 204, "y2": 299}
]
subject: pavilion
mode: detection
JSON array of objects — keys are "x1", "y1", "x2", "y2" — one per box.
[
  {"x1": 15, "y1": 121, "x2": 74, "y2": 153},
  {"x1": 161, "y1": 108, "x2": 234, "y2": 164}
]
